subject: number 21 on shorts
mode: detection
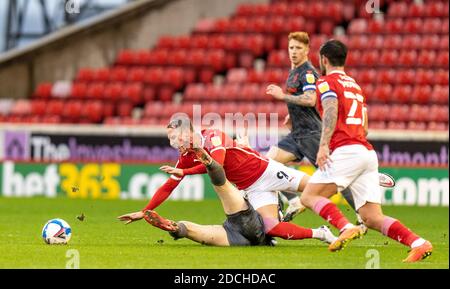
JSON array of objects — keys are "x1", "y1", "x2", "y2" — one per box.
[{"x1": 344, "y1": 91, "x2": 366, "y2": 126}]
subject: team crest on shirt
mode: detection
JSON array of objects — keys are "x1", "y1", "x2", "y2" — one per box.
[
  {"x1": 211, "y1": 136, "x2": 222, "y2": 147},
  {"x1": 318, "y1": 81, "x2": 330, "y2": 93},
  {"x1": 306, "y1": 73, "x2": 315, "y2": 84}
]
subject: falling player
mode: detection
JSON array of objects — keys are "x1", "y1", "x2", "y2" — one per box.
[
  {"x1": 299, "y1": 39, "x2": 432, "y2": 262},
  {"x1": 118, "y1": 116, "x2": 337, "y2": 245}
]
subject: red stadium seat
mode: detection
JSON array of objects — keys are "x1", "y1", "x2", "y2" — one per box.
[
  {"x1": 379, "y1": 51, "x2": 400, "y2": 70},
  {"x1": 144, "y1": 67, "x2": 163, "y2": 85},
  {"x1": 272, "y1": 2, "x2": 288, "y2": 16},
  {"x1": 205, "y1": 84, "x2": 223, "y2": 101},
  {"x1": 431, "y1": 85, "x2": 449, "y2": 104},
  {"x1": 417, "y1": 50, "x2": 437, "y2": 68},
  {"x1": 435, "y1": 69, "x2": 449, "y2": 85},
  {"x1": 436, "y1": 51, "x2": 449, "y2": 68},
  {"x1": 208, "y1": 34, "x2": 227, "y2": 50},
  {"x1": 34, "y1": 83, "x2": 53, "y2": 99},
  {"x1": 376, "y1": 69, "x2": 396, "y2": 85},
  {"x1": 361, "y1": 50, "x2": 380, "y2": 67},
  {"x1": 70, "y1": 82, "x2": 88, "y2": 99},
  {"x1": 348, "y1": 35, "x2": 368, "y2": 50},
  {"x1": 366, "y1": 35, "x2": 384, "y2": 49},
  {"x1": 388, "y1": 2, "x2": 408, "y2": 17},
  {"x1": 425, "y1": 1, "x2": 445, "y2": 17},
  {"x1": 408, "y1": 3, "x2": 426, "y2": 18},
  {"x1": 385, "y1": 19, "x2": 404, "y2": 34},
  {"x1": 116, "y1": 50, "x2": 136, "y2": 65},
  {"x1": 421, "y1": 35, "x2": 440, "y2": 50},
  {"x1": 45, "y1": 99, "x2": 64, "y2": 116},
  {"x1": 286, "y1": 17, "x2": 305, "y2": 33},
  {"x1": 439, "y1": 36, "x2": 449, "y2": 50},
  {"x1": 127, "y1": 67, "x2": 146, "y2": 83},
  {"x1": 86, "y1": 82, "x2": 105, "y2": 99},
  {"x1": 104, "y1": 82, "x2": 124, "y2": 101},
  {"x1": 401, "y1": 35, "x2": 421, "y2": 50},
  {"x1": 383, "y1": 35, "x2": 402, "y2": 50},
  {"x1": 423, "y1": 18, "x2": 442, "y2": 34},
  {"x1": 83, "y1": 100, "x2": 103, "y2": 123},
  {"x1": 398, "y1": 50, "x2": 417, "y2": 67},
  {"x1": 241, "y1": 83, "x2": 260, "y2": 101},
  {"x1": 116, "y1": 101, "x2": 134, "y2": 117},
  {"x1": 372, "y1": 84, "x2": 393, "y2": 103},
  {"x1": 184, "y1": 84, "x2": 204, "y2": 101},
  {"x1": 345, "y1": 50, "x2": 361, "y2": 67},
  {"x1": 214, "y1": 18, "x2": 232, "y2": 33},
  {"x1": 158, "y1": 86, "x2": 174, "y2": 102},
  {"x1": 123, "y1": 83, "x2": 143, "y2": 104},
  {"x1": 10, "y1": 100, "x2": 31, "y2": 116},
  {"x1": 206, "y1": 49, "x2": 226, "y2": 72},
  {"x1": 392, "y1": 85, "x2": 412, "y2": 104},
  {"x1": 358, "y1": 69, "x2": 377, "y2": 84},
  {"x1": 157, "y1": 36, "x2": 175, "y2": 49},
  {"x1": 110, "y1": 67, "x2": 128, "y2": 82},
  {"x1": 136, "y1": 50, "x2": 152, "y2": 66},
  {"x1": 63, "y1": 100, "x2": 83, "y2": 122},
  {"x1": 410, "y1": 85, "x2": 432, "y2": 104},
  {"x1": 30, "y1": 100, "x2": 47, "y2": 116},
  {"x1": 93, "y1": 68, "x2": 110, "y2": 82},
  {"x1": 76, "y1": 68, "x2": 95, "y2": 82},
  {"x1": 254, "y1": 4, "x2": 270, "y2": 16},
  {"x1": 235, "y1": 4, "x2": 254, "y2": 17},
  {"x1": 415, "y1": 69, "x2": 434, "y2": 85},
  {"x1": 194, "y1": 19, "x2": 215, "y2": 34},
  {"x1": 388, "y1": 105, "x2": 409, "y2": 122},
  {"x1": 427, "y1": 122, "x2": 448, "y2": 131},
  {"x1": 397, "y1": 69, "x2": 416, "y2": 85},
  {"x1": 367, "y1": 19, "x2": 384, "y2": 34},
  {"x1": 403, "y1": 18, "x2": 423, "y2": 34},
  {"x1": 348, "y1": 19, "x2": 367, "y2": 34},
  {"x1": 227, "y1": 68, "x2": 248, "y2": 84},
  {"x1": 191, "y1": 35, "x2": 209, "y2": 49}
]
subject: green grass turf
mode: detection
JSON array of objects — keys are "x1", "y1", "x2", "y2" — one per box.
[{"x1": 0, "y1": 197, "x2": 447, "y2": 269}]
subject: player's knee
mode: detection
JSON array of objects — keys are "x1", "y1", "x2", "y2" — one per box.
[
  {"x1": 262, "y1": 218, "x2": 279, "y2": 233},
  {"x1": 361, "y1": 215, "x2": 384, "y2": 230},
  {"x1": 300, "y1": 193, "x2": 313, "y2": 209}
]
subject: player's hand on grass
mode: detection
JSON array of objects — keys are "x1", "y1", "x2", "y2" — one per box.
[
  {"x1": 117, "y1": 211, "x2": 145, "y2": 224},
  {"x1": 316, "y1": 145, "x2": 332, "y2": 171},
  {"x1": 160, "y1": 166, "x2": 184, "y2": 177},
  {"x1": 283, "y1": 114, "x2": 292, "y2": 131},
  {"x1": 266, "y1": 84, "x2": 285, "y2": 100}
]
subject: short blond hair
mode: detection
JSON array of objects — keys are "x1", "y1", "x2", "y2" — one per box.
[{"x1": 288, "y1": 32, "x2": 310, "y2": 46}]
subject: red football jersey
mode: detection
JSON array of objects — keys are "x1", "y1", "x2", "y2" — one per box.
[
  {"x1": 315, "y1": 70, "x2": 373, "y2": 152},
  {"x1": 175, "y1": 129, "x2": 269, "y2": 190}
]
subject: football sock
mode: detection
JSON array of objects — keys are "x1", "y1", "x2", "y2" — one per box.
[
  {"x1": 267, "y1": 222, "x2": 313, "y2": 240},
  {"x1": 313, "y1": 197, "x2": 352, "y2": 231},
  {"x1": 169, "y1": 222, "x2": 188, "y2": 240},
  {"x1": 381, "y1": 217, "x2": 420, "y2": 248}
]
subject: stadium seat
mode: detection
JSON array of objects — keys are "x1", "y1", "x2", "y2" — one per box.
[
  {"x1": 403, "y1": 18, "x2": 423, "y2": 34},
  {"x1": 110, "y1": 67, "x2": 128, "y2": 82},
  {"x1": 431, "y1": 85, "x2": 449, "y2": 104},
  {"x1": 385, "y1": 19, "x2": 404, "y2": 34},
  {"x1": 83, "y1": 100, "x2": 103, "y2": 123},
  {"x1": 71, "y1": 82, "x2": 88, "y2": 99},
  {"x1": 398, "y1": 50, "x2": 417, "y2": 67},
  {"x1": 410, "y1": 85, "x2": 432, "y2": 104},
  {"x1": 397, "y1": 69, "x2": 416, "y2": 85},
  {"x1": 116, "y1": 101, "x2": 134, "y2": 117},
  {"x1": 436, "y1": 51, "x2": 449, "y2": 68},
  {"x1": 136, "y1": 50, "x2": 152, "y2": 66},
  {"x1": 93, "y1": 68, "x2": 110, "y2": 82},
  {"x1": 30, "y1": 100, "x2": 47, "y2": 116},
  {"x1": 361, "y1": 50, "x2": 380, "y2": 67},
  {"x1": 388, "y1": 1, "x2": 408, "y2": 17},
  {"x1": 116, "y1": 50, "x2": 136, "y2": 65},
  {"x1": 123, "y1": 83, "x2": 143, "y2": 104},
  {"x1": 415, "y1": 69, "x2": 434, "y2": 85},
  {"x1": 63, "y1": 100, "x2": 83, "y2": 122},
  {"x1": 435, "y1": 69, "x2": 449, "y2": 85},
  {"x1": 417, "y1": 50, "x2": 437, "y2": 68},
  {"x1": 376, "y1": 69, "x2": 396, "y2": 85},
  {"x1": 392, "y1": 85, "x2": 412, "y2": 104},
  {"x1": 128, "y1": 67, "x2": 146, "y2": 83},
  {"x1": 408, "y1": 3, "x2": 426, "y2": 18},
  {"x1": 402, "y1": 35, "x2": 421, "y2": 50},
  {"x1": 104, "y1": 82, "x2": 124, "y2": 101},
  {"x1": 33, "y1": 83, "x2": 53, "y2": 99},
  {"x1": 144, "y1": 67, "x2": 163, "y2": 85},
  {"x1": 372, "y1": 84, "x2": 393, "y2": 103},
  {"x1": 86, "y1": 82, "x2": 105, "y2": 99},
  {"x1": 383, "y1": 35, "x2": 402, "y2": 50},
  {"x1": 76, "y1": 68, "x2": 95, "y2": 82}
]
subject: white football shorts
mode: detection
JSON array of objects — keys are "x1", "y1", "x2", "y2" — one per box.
[
  {"x1": 308, "y1": 144, "x2": 381, "y2": 210},
  {"x1": 243, "y1": 159, "x2": 307, "y2": 210}
]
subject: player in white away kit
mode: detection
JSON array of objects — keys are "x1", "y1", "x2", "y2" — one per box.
[{"x1": 300, "y1": 40, "x2": 432, "y2": 262}]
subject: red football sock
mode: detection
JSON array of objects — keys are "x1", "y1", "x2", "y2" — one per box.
[
  {"x1": 267, "y1": 222, "x2": 313, "y2": 240},
  {"x1": 313, "y1": 197, "x2": 351, "y2": 231},
  {"x1": 381, "y1": 217, "x2": 420, "y2": 247}
]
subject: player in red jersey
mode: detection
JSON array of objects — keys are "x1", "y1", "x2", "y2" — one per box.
[
  {"x1": 118, "y1": 116, "x2": 337, "y2": 245},
  {"x1": 299, "y1": 40, "x2": 432, "y2": 262}
]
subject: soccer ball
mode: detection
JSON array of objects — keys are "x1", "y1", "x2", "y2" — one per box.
[{"x1": 42, "y1": 219, "x2": 72, "y2": 244}]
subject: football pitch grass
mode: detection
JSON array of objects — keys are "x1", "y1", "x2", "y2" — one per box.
[{"x1": 0, "y1": 197, "x2": 448, "y2": 269}]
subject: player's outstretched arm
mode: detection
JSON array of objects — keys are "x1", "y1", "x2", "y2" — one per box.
[{"x1": 266, "y1": 84, "x2": 317, "y2": 107}]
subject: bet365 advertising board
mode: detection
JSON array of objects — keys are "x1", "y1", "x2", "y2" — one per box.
[{"x1": 0, "y1": 161, "x2": 447, "y2": 206}]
